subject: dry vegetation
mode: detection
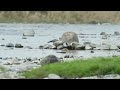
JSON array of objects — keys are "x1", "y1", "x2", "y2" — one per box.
[{"x1": 0, "y1": 11, "x2": 120, "y2": 23}]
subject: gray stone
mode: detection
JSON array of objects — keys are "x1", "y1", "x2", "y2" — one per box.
[
  {"x1": 75, "y1": 44, "x2": 85, "y2": 50},
  {"x1": 110, "y1": 45, "x2": 119, "y2": 50},
  {"x1": 43, "y1": 44, "x2": 53, "y2": 49},
  {"x1": 85, "y1": 45, "x2": 93, "y2": 50},
  {"x1": 48, "y1": 74, "x2": 61, "y2": 79},
  {"x1": 57, "y1": 45, "x2": 64, "y2": 50},
  {"x1": 47, "y1": 39, "x2": 58, "y2": 43},
  {"x1": 53, "y1": 41, "x2": 64, "y2": 47},
  {"x1": 40, "y1": 55, "x2": 59, "y2": 66},
  {"x1": 100, "y1": 32, "x2": 106, "y2": 35},
  {"x1": 114, "y1": 31, "x2": 120, "y2": 35},
  {"x1": 60, "y1": 32, "x2": 79, "y2": 43},
  {"x1": 6, "y1": 43, "x2": 14, "y2": 47},
  {"x1": 39, "y1": 45, "x2": 44, "y2": 49},
  {"x1": 22, "y1": 37, "x2": 27, "y2": 39},
  {"x1": 89, "y1": 43, "x2": 96, "y2": 48},
  {"x1": 15, "y1": 43, "x2": 23, "y2": 48}
]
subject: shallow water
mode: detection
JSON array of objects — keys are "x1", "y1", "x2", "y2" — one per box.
[{"x1": 0, "y1": 23, "x2": 120, "y2": 58}]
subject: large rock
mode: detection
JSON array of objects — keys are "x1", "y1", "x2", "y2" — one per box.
[
  {"x1": 60, "y1": 32, "x2": 79, "y2": 44},
  {"x1": 15, "y1": 43, "x2": 23, "y2": 48},
  {"x1": 40, "y1": 55, "x2": 59, "y2": 65},
  {"x1": 23, "y1": 30, "x2": 35, "y2": 37},
  {"x1": 6, "y1": 43, "x2": 14, "y2": 47}
]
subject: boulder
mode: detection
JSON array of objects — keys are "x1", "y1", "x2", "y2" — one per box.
[
  {"x1": 23, "y1": 30, "x2": 35, "y2": 37},
  {"x1": 60, "y1": 32, "x2": 79, "y2": 43},
  {"x1": 40, "y1": 55, "x2": 59, "y2": 66}
]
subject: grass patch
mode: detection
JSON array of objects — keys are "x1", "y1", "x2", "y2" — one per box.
[
  {"x1": 22, "y1": 57, "x2": 120, "y2": 79},
  {"x1": 0, "y1": 66, "x2": 6, "y2": 73}
]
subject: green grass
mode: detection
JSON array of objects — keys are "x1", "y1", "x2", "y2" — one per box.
[
  {"x1": 22, "y1": 57, "x2": 120, "y2": 79},
  {"x1": 0, "y1": 66, "x2": 6, "y2": 73},
  {"x1": 0, "y1": 11, "x2": 120, "y2": 24}
]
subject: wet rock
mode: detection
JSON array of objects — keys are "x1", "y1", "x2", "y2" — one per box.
[
  {"x1": 15, "y1": 43, "x2": 23, "y2": 48},
  {"x1": 60, "y1": 32, "x2": 79, "y2": 43},
  {"x1": 71, "y1": 42, "x2": 79, "y2": 47},
  {"x1": 22, "y1": 37, "x2": 27, "y2": 39},
  {"x1": 39, "y1": 45, "x2": 44, "y2": 49},
  {"x1": 48, "y1": 74, "x2": 61, "y2": 79},
  {"x1": 90, "y1": 51, "x2": 94, "y2": 53},
  {"x1": 117, "y1": 45, "x2": 120, "y2": 49},
  {"x1": 110, "y1": 45, "x2": 119, "y2": 50},
  {"x1": 47, "y1": 39, "x2": 58, "y2": 43},
  {"x1": 43, "y1": 44, "x2": 53, "y2": 49},
  {"x1": 75, "y1": 44, "x2": 85, "y2": 50},
  {"x1": 89, "y1": 43, "x2": 96, "y2": 48},
  {"x1": 6, "y1": 43, "x2": 14, "y2": 47},
  {"x1": 85, "y1": 45, "x2": 93, "y2": 50},
  {"x1": 57, "y1": 45, "x2": 64, "y2": 50},
  {"x1": 23, "y1": 30, "x2": 35, "y2": 37},
  {"x1": 26, "y1": 58, "x2": 32, "y2": 61},
  {"x1": 51, "y1": 46, "x2": 57, "y2": 49},
  {"x1": 64, "y1": 55, "x2": 70, "y2": 58},
  {"x1": 53, "y1": 41, "x2": 64, "y2": 47},
  {"x1": 40, "y1": 55, "x2": 59, "y2": 66},
  {"x1": 114, "y1": 31, "x2": 120, "y2": 35},
  {"x1": 100, "y1": 32, "x2": 106, "y2": 35}
]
